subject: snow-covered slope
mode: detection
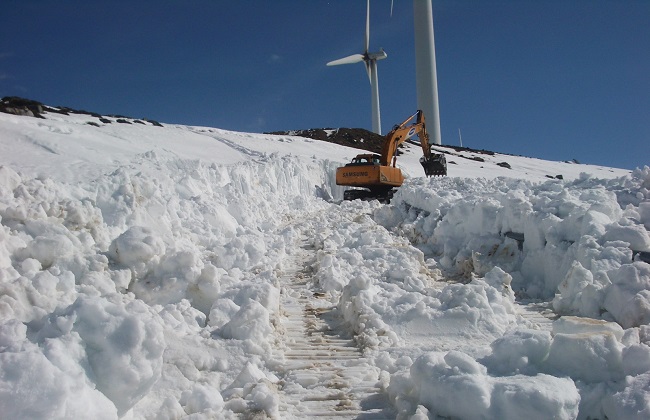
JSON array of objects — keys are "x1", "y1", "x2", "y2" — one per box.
[{"x1": 0, "y1": 108, "x2": 648, "y2": 419}]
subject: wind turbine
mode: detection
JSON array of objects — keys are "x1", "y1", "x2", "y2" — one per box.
[
  {"x1": 327, "y1": 0, "x2": 387, "y2": 135},
  {"x1": 391, "y1": 0, "x2": 442, "y2": 145}
]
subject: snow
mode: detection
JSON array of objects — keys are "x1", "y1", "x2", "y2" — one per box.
[{"x1": 0, "y1": 107, "x2": 648, "y2": 419}]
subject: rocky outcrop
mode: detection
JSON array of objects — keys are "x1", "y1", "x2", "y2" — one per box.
[
  {"x1": 0, "y1": 96, "x2": 163, "y2": 127},
  {"x1": 0, "y1": 96, "x2": 45, "y2": 118},
  {"x1": 267, "y1": 127, "x2": 388, "y2": 155}
]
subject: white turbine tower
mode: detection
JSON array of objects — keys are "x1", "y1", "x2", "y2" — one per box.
[
  {"x1": 391, "y1": 0, "x2": 442, "y2": 145},
  {"x1": 327, "y1": 0, "x2": 387, "y2": 134},
  {"x1": 413, "y1": 0, "x2": 442, "y2": 145}
]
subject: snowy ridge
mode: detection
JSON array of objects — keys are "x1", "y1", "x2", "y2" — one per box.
[{"x1": 0, "y1": 108, "x2": 649, "y2": 419}]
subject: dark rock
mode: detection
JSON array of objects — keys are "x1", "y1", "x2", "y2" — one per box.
[
  {"x1": 99, "y1": 118, "x2": 112, "y2": 124},
  {"x1": 266, "y1": 127, "x2": 392, "y2": 155},
  {"x1": 145, "y1": 119, "x2": 163, "y2": 127},
  {"x1": 497, "y1": 161, "x2": 512, "y2": 169},
  {"x1": 46, "y1": 107, "x2": 70, "y2": 115},
  {"x1": 0, "y1": 96, "x2": 45, "y2": 118}
]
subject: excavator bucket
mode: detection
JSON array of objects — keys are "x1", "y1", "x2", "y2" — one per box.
[{"x1": 420, "y1": 154, "x2": 447, "y2": 177}]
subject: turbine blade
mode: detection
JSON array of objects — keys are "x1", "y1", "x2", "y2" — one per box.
[
  {"x1": 390, "y1": 0, "x2": 394, "y2": 17},
  {"x1": 327, "y1": 54, "x2": 365, "y2": 66},
  {"x1": 365, "y1": 61, "x2": 371, "y2": 83},
  {"x1": 365, "y1": 0, "x2": 370, "y2": 52}
]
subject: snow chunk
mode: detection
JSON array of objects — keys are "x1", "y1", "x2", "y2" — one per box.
[
  {"x1": 219, "y1": 300, "x2": 273, "y2": 353},
  {"x1": 481, "y1": 329, "x2": 552, "y2": 375},
  {"x1": 490, "y1": 374, "x2": 580, "y2": 420},
  {"x1": 0, "y1": 342, "x2": 118, "y2": 419},
  {"x1": 605, "y1": 223, "x2": 650, "y2": 252},
  {"x1": 409, "y1": 351, "x2": 491, "y2": 418},
  {"x1": 62, "y1": 296, "x2": 166, "y2": 415},
  {"x1": 603, "y1": 262, "x2": 650, "y2": 328},
  {"x1": 552, "y1": 316, "x2": 624, "y2": 340},
  {"x1": 400, "y1": 350, "x2": 580, "y2": 420},
  {"x1": 602, "y1": 373, "x2": 650, "y2": 420},
  {"x1": 23, "y1": 234, "x2": 76, "y2": 268},
  {"x1": 544, "y1": 330, "x2": 624, "y2": 383},
  {"x1": 109, "y1": 226, "x2": 165, "y2": 268},
  {"x1": 180, "y1": 383, "x2": 224, "y2": 415},
  {"x1": 0, "y1": 166, "x2": 22, "y2": 194}
]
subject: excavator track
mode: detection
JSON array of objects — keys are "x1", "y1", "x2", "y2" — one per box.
[{"x1": 276, "y1": 238, "x2": 394, "y2": 419}]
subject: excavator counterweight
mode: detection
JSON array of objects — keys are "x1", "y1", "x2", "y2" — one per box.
[{"x1": 336, "y1": 110, "x2": 446, "y2": 202}]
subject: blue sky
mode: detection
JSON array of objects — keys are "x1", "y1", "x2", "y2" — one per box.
[{"x1": 1, "y1": 1, "x2": 648, "y2": 170}]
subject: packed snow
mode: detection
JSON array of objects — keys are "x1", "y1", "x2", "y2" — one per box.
[{"x1": 0, "y1": 107, "x2": 648, "y2": 419}]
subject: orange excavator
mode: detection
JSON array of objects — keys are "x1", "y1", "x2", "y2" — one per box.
[{"x1": 335, "y1": 110, "x2": 446, "y2": 202}]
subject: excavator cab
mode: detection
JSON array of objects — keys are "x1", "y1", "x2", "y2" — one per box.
[{"x1": 347, "y1": 154, "x2": 381, "y2": 166}]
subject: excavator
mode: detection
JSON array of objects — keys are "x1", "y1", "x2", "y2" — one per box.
[{"x1": 335, "y1": 110, "x2": 447, "y2": 202}]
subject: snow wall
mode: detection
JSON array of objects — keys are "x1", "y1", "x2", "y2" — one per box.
[
  {"x1": 0, "y1": 152, "x2": 341, "y2": 418},
  {"x1": 376, "y1": 168, "x2": 650, "y2": 328}
]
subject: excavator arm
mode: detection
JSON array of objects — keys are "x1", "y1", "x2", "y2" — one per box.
[{"x1": 379, "y1": 110, "x2": 446, "y2": 176}]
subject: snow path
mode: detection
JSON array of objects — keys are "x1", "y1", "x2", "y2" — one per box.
[
  {"x1": 276, "y1": 237, "x2": 394, "y2": 419},
  {"x1": 516, "y1": 300, "x2": 557, "y2": 332}
]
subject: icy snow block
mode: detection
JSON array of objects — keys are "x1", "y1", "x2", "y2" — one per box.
[
  {"x1": 108, "y1": 226, "x2": 165, "y2": 267},
  {"x1": 544, "y1": 331, "x2": 624, "y2": 383},
  {"x1": 24, "y1": 234, "x2": 76, "y2": 268},
  {"x1": 219, "y1": 300, "x2": 272, "y2": 342},
  {"x1": 410, "y1": 352, "x2": 491, "y2": 419},
  {"x1": 640, "y1": 201, "x2": 650, "y2": 230},
  {"x1": 553, "y1": 261, "x2": 603, "y2": 318},
  {"x1": 622, "y1": 344, "x2": 650, "y2": 376},
  {"x1": 482, "y1": 329, "x2": 552, "y2": 375},
  {"x1": 0, "y1": 342, "x2": 118, "y2": 419},
  {"x1": 67, "y1": 296, "x2": 166, "y2": 415},
  {"x1": 602, "y1": 372, "x2": 650, "y2": 420},
  {"x1": 180, "y1": 383, "x2": 224, "y2": 414},
  {"x1": 552, "y1": 316, "x2": 624, "y2": 341},
  {"x1": 604, "y1": 224, "x2": 650, "y2": 252},
  {"x1": 0, "y1": 165, "x2": 22, "y2": 194},
  {"x1": 490, "y1": 374, "x2": 580, "y2": 420},
  {"x1": 603, "y1": 262, "x2": 650, "y2": 328}
]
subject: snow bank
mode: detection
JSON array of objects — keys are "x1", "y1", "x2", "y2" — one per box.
[
  {"x1": 0, "y1": 149, "x2": 333, "y2": 417},
  {"x1": 306, "y1": 201, "x2": 519, "y2": 351},
  {"x1": 372, "y1": 169, "x2": 650, "y2": 419},
  {"x1": 378, "y1": 168, "x2": 650, "y2": 327},
  {"x1": 390, "y1": 315, "x2": 650, "y2": 419}
]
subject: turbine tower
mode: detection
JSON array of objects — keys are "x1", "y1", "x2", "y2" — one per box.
[
  {"x1": 327, "y1": 0, "x2": 387, "y2": 134},
  {"x1": 413, "y1": 0, "x2": 441, "y2": 144}
]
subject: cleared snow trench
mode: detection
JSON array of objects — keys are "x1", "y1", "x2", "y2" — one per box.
[
  {"x1": 276, "y1": 238, "x2": 393, "y2": 419},
  {"x1": 516, "y1": 300, "x2": 557, "y2": 331}
]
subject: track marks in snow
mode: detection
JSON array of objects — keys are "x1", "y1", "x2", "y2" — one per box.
[
  {"x1": 517, "y1": 300, "x2": 557, "y2": 331},
  {"x1": 189, "y1": 128, "x2": 267, "y2": 160},
  {"x1": 276, "y1": 239, "x2": 394, "y2": 419}
]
